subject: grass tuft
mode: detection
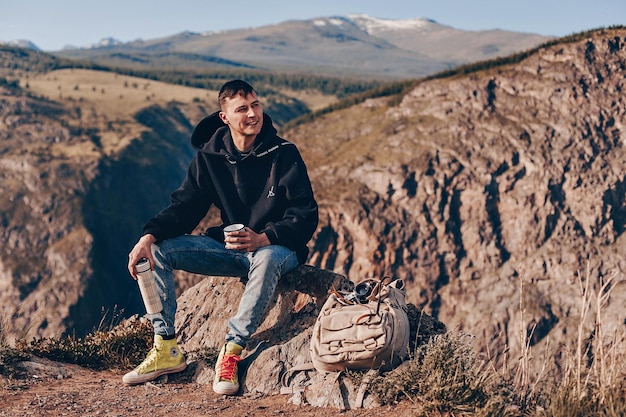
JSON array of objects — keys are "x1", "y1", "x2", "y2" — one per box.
[
  {"x1": 370, "y1": 331, "x2": 514, "y2": 416},
  {"x1": 13, "y1": 315, "x2": 153, "y2": 371},
  {"x1": 0, "y1": 345, "x2": 30, "y2": 381},
  {"x1": 367, "y1": 261, "x2": 626, "y2": 416}
]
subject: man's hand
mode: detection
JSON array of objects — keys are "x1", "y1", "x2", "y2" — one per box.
[
  {"x1": 127, "y1": 234, "x2": 157, "y2": 280},
  {"x1": 224, "y1": 227, "x2": 270, "y2": 252}
]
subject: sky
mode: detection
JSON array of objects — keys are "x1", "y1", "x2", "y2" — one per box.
[{"x1": 2, "y1": 0, "x2": 625, "y2": 51}]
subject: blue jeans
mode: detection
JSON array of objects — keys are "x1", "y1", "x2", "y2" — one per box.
[{"x1": 148, "y1": 234, "x2": 299, "y2": 348}]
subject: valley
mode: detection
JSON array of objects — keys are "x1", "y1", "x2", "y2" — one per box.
[{"x1": 0, "y1": 28, "x2": 625, "y2": 412}]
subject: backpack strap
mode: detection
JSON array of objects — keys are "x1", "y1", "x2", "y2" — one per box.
[
  {"x1": 280, "y1": 361, "x2": 316, "y2": 394},
  {"x1": 373, "y1": 276, "x2": 393, "y2": 315},
  {"x1": 354, "y1": 368, "x2": 379, "y2": 408}
]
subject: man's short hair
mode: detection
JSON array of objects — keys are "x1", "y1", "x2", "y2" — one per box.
[{"x1": 218, "y1": 80, "x2": 257, "y2": 110}]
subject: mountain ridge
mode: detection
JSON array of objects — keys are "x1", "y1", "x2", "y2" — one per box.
[{"x1": 50, "y1": 14, "x2": 551, "y2": 79}]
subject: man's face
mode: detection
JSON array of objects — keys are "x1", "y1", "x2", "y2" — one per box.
[{"x1": 219, "y1": 91, "x2": 263, "y2": 139}]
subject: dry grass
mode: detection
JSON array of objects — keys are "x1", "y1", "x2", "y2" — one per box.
[
  {"x1": 367, "y1": 262, "x2": 626, "y2": 416},
  {"x1": 534, "y1": 264, "x2": 626, "y2": 417},
  {"x1": 20, "y1": 69, "x2": 217, "y2": 159},
  {"x1": 369, "y1": 331, "x2": 514, "y2": 416},
  {"x1": 0, "y1": 314, "x2": 153, "y2": 375},
  {"x1": 18, "y1": 316, "x2": 152, "y2": 371},
  {"x1": 18, "y1": 68, "x2": 339, "y2": 159},
  {"x1": 22, "y1": 68, "x2": 216, "y2": 123},
  {"x1": 15, "y1": 68, "x2": 217, "y2": 157},
  {"x1": 277, "y1": 87, "x2": 338, "y2": 112}
]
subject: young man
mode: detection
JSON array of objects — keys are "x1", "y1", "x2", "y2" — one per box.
[{"x1": 123, "y1": 80, "x2": 319, "y2": 395}]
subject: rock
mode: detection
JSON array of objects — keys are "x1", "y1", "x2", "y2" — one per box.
[
  {"x1": 175, "y1": 265, "x2": 446, "y2": 409},
  {"x1": 176, "y1": 265, "x2": 353, "y2": 353},
  {"x1": 20, "y1": 356, "x2": 85, "y2": 380}
]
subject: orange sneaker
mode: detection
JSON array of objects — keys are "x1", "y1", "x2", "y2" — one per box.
[{"x1": 212, "y1": 342, "x2": 243, "y2": 395}]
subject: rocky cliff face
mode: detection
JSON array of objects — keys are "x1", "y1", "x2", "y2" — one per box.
[
  {"x1": 0, "y1": 88, "x2": 98, "y2": 340},
  {"x1": 292, "y1": 29, "x2": 626, "y2": 369},
  {"x1": 0, "y1": 83, "x2": 199, "y2": 339}
]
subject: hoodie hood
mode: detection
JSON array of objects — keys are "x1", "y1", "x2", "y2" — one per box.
[{"x1": 190, "y1": 111, "x2": 279, "y2": 159}]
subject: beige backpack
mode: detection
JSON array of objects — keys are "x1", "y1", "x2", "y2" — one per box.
[{"x1": 309, "y1": 276, "x2": 410, "y2": 372}]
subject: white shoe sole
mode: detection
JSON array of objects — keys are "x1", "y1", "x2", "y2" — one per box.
[
  {"x1": 122, "y1": 362, "x2": 187, "y2": 385},
  {"x1": 213, "y1": 380, "x2": 240, "y2": 395}
]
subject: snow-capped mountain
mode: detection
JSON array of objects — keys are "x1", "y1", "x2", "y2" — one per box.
[
  {"x1": 55, "y1": 14, "x2": 552, "y2": 79},
  {"x1": 89, "y1": 37, "x2": 124, "y2": 49},
  {"x1": 5, "y1": 39, "x2": 41, "y2": 51},
  {"x1": 345, "y1": 13, "x2": 435, "y2": 33},
  {"x1": 60, "y1": 37, "x2": 125, "y2": 51}
]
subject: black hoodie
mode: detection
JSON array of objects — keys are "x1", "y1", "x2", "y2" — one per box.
[{"x1": 143, "y1": 112, "x2": 319, "y2": 264}]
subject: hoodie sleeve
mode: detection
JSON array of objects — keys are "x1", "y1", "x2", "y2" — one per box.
[
  {"x1": 261, "y1": 147, "x2": 318, "y2": 256},
  {"x1": 143, "y1": 155, "x2": 213, "y2": 241}
]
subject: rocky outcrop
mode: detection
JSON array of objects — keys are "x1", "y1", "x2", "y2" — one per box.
[
  {"x1": 174, "y1": 265, "x2": 445, "y2": 408},
  {"x1": 175, "y1": 265, "x2": 353, "y2": 352}
]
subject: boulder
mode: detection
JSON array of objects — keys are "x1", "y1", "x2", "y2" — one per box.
[
  {"x1": 174, "y1": 265, "x2": 446, "y2": 409},
  {"x1": 175, "y1": 265, "x2": 353, "y2": 352}
]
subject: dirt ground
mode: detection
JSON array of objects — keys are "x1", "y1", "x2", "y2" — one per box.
[{"x1": 0, "y1": 359, "x2": 416, "y2": 417}]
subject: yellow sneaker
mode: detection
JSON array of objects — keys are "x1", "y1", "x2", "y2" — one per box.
[
  {"x1": 213, "y1": 342, "x2": 243, "y2": 395},
  {"x1": 122, "y1": 335, "x2": 187, "y2": 385}
]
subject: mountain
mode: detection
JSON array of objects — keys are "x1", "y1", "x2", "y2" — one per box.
[
  {"x1": 67, "y1": 37, "x2": 125, "y2": 50},
  {"x1": 54, "y1": 14, "x2": 551, "y2": 79},
  {"x1": 4, "y1": 39, "x2": 41, "y2": 51},
  {"x1": 1, "y1": 27, "x2": 625, "y2": 380}
]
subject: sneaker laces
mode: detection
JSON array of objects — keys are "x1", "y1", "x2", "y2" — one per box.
[
  {"x1": 136, "y1": 345, "x2": 159, "y2": 373},
  {"x1": 216, "y1": 353, "x2": 241, "y2": 382}
]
